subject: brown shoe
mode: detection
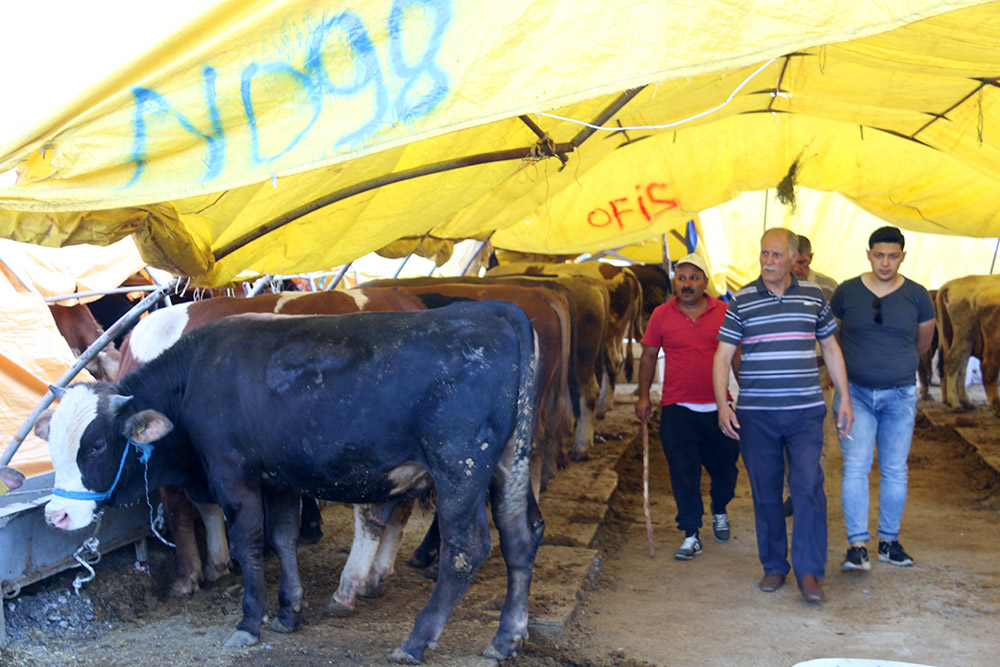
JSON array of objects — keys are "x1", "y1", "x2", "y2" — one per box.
[
  {"x1": 797, "y1": 574, "x2": 824, "y2": 602},
  {"x1": 758, "y1": 573, "x2": 786, "y2": 592}
]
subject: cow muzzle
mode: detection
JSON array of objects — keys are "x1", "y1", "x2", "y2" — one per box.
[{"x1": 44, "y1": 499, "x2": 96, "y2": 531}]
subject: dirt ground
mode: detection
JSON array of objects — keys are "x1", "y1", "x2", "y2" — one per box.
[{"x1": 3, "y1": 383, "x2": 999, "y2": 667}]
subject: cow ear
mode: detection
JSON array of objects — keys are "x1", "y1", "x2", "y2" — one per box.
[
  {"x1": 34, "y1": 410, "x2": 54, "y2": 441},
  {"x1": 108, "y1": 394, "x2": 134, "y2": 414},
  {"x1": 123, "y1": 410, "x2": 174, "y2": 444}
]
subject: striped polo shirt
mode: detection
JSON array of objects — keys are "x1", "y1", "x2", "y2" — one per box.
[{"x1": 717, "y1": 275, "x2": 837, "y2": 410}]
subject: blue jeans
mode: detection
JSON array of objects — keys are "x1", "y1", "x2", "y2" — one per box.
[
  {"x1": 737, "y1": 406, "x2": 827, "y2": 579},
  {"x1": 835, "y1": 382, "x2": 918, "y2": 544}
]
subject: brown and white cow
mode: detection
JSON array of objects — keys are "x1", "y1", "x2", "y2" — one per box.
[
  {"x1": 117, "y1": 287, "x2": 427, "y2": 603},
  {"x1": 486, "y1": 261, "x2": 643, "y2": 420},
  {"x1": 972, "y1": 282, "x2": 1000, "y2": 416},
  {"x1": 935, "y1": 275, "x2": 1000, "y2": 410},
  {"x1": 48, "y1": 303, "x2": 121, "y2": 382},
  {"x1": 481, "y1": 273, "x2": 609, "y2": 460}
]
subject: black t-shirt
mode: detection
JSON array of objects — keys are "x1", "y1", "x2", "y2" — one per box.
[{"x1": 830, "y1": 276, "x2": 935, "y2": 388}]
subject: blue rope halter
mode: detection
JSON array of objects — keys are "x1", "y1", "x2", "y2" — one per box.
[{"x1": 52, "y1": 440, "x2": 154, "y2": 502}]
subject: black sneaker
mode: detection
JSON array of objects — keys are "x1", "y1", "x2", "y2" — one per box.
[
  {"x1": 674, "y1": 535, "x2": 703, "y2": 560},
  {"x1": 712, "y1": 513, "x2": 730, "y2": 542},
  {"x1": 841, "y1": 545, "x2": 871, "y2": 572},
  {"x1": 878, "y1": 540, "x2": 914, "y2": 567}
]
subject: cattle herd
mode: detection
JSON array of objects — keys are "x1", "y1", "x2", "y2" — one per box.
[
  {"x1": 33, "y1": 262, "x2": 669, "y2": 663},
  {"x1": 33, "y1": 263, "x2": 998, "y2": 661}
]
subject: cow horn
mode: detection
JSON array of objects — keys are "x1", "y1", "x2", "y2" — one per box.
[
  {"x1": 49, "y1": 385, "x2": 67, "y2": 401},
  {"x1": 108, "y1": 394, "x2": 134, "y2": 414}
]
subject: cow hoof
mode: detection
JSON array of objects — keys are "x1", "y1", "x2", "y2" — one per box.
[
  {"x1": 408, "y1": 549, "x2": 438, "y2": 569},
  {"x1": 169, "y1": 580, "x2": 199, "y2": 597},
  {"x1": 389, "y1": 647, "x2": 421, "y2": 664},
  {"x1": 270, "y1": 616, "x2": 300, "y2": 634},
  {"x1": 299, "y1": 524, "x2": 324, "y2": 545},
  {"x1": 568, "y1": 449, "x2": 590, "y2": 462},
  {"x1": 483, "y1": 632, "x2": 524, "y2": 661},
  {"x1": 482, "y1": 641, "x2": 510, "y2": 661},
  {"x1": 325, "y1": 600, "x2": 355, "y2": 617},
  {"x1": 203, "y1": 562, "x2": 231, "y2": 583},
  {"x1": 361, "y1": 581, "x2": 386, "y2": 598},
  {"x1": 298, "y1": 532, "x2": 323, "y2": 546},
  {"x1": 223, "y1": 630, "x2": 258, "y2": 647}
]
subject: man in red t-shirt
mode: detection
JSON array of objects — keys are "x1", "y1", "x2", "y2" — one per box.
[{"x1": 635, "y1": 254, "x2": 740, "y2": 561}]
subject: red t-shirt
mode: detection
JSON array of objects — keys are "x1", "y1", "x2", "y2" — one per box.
[{"x1": 640, "y1": 295, "x2": 729, "y2": 406}]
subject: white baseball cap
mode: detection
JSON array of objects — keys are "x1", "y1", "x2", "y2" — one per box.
[{"x1": 674, "y1": 253, "x2": 709, "y2": 276}]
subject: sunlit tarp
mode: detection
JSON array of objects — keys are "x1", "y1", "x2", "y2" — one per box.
[{"x1": 1, "y1": 0, "x2": 999, "y2": 286}]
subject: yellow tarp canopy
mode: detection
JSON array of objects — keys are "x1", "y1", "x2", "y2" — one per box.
[
  {"x1": 2, "y1": 0, "x2": 1000, "y2": 286},
  {"x1": 0, "y1": 239, "x2": 146, "y2": 475}
]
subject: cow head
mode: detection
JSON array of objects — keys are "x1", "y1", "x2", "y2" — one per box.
[{"x1": 36, "y1": 383, "x2": 174, "y2": 531}]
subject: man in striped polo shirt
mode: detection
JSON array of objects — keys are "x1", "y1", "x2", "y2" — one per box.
[{"x1": 712, "y1": 227, "x2": 854, "y2": 603}]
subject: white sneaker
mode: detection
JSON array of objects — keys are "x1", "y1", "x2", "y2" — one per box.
[{"x1": 674, "y1": 535, "x2": 703, "y2": 560}]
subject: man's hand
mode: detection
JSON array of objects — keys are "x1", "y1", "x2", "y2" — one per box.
[
  {"x1": 718, "y1": 404, "x2": 740, "y2": 440},
  {"x1": 635, "y1": 396, "x2": 652, "y2": 424},
  {"x1": 836, "y1": 399, "x2": 854, "y2": 439}
]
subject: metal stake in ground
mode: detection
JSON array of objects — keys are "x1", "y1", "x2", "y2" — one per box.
[{"x1": 641, "y1": 420, "x2": 655, "y2": 557}]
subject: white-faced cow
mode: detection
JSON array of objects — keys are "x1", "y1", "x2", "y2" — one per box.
[
  {"x1": 37, "y1": 302, "x2": 542, "y2": 663},
  {"x1": 117, "y1": 287, "x2": 428, "y2": 601}
]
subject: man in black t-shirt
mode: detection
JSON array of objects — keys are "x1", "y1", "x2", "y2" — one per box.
[{"x1": 830, "y1": 226, "x2": 935, "y2": 572}]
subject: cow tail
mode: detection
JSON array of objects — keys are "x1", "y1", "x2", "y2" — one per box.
[{"x1": 515, "y1": 310, "x2": 541, "y2": 469}]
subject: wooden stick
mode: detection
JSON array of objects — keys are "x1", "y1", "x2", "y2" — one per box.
[{"x1": 642, "y1": 421, "x2": 655, "y2": 557}]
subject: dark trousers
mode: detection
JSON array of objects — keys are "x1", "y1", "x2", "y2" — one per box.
[
  {"x1": 737, "y1": 405, "x2": 827, "y2": 579},
  {"x1": 659, "y1": 405, "x2": 740, "y2": 535}
]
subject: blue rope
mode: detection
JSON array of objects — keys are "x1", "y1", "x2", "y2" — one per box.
[{"x1": 53, "y1": 440, "x2": 152, "y2": 502}]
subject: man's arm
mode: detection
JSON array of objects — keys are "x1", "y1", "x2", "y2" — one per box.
[
  {"x1": 818, "y1": 334, "x2": 854, "y2": 438},
  {"x1": 916, "y1": 318, "x2": 936, "y2": 355},
  {"x1": 713, "y1": 341, "x2": 740, "y2": 439},
  {"x1": 634, "y1": 344, "x2": 659, "y2": 424}
]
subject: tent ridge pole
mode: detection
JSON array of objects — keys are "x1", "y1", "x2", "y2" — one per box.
[{"x1": 214, "y1": 142, "x2": 574, "y2": 262}]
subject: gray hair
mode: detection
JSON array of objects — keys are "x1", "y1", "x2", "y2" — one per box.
[
  {"x1": 797, "y1": 234, "x2": 813, "y2": 256},
  {"x1": 762, "y1": 228, "x2": 798, "y2": 256}
]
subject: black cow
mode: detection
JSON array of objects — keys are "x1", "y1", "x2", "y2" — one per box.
[{"x1": 36, "y1": 302, "x2": 543, "y2": 663}]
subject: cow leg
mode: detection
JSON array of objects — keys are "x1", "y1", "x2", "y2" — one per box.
[
  {"x1": 194, "y1": 502, "x2": 231, "y2": 582},
  {"x1": 981, "y1": 338, "x2": 1000, "y2": 417},
  {"x1": 161, "y1": 486, "x2": 203, "y2": 596},
  {"x1": 408, "y1": 513, "x2": 440, "y2": 569},
  {"x1": 393, "y1": 499, "x2": 492, "y2": 663},
  {"x1": 569, "y1": 386, "x2": 598, "y2": 461},
  {"x1": 328, "y1": 504, "x2": 381, "y2": 616},
  {"x1": 364, "y1": 500, "x2": 413, "y2": 597},
  {"x1": 265, "y1": 488, "x2": 304, "y2": 634},
  {"x1": 596, "y1": 370, "x2": 611, "y2": 419},
  {"x1": 299, "y1": 496, "x2": 324, "y2": 545},
  {"x1": 484, "y1": 464, "x2": 544, "y2": 660},
  {"x1": 220, "y1": 489, "x2": 268, "y2": 647}
]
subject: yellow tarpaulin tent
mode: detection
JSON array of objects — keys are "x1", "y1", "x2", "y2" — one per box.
[
  {"x1": 1, "y1": 0, "x2": 999, "y2": 286},
  {"x1": 0, "y1": 239, "x2": 146, "y2": 475}
]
